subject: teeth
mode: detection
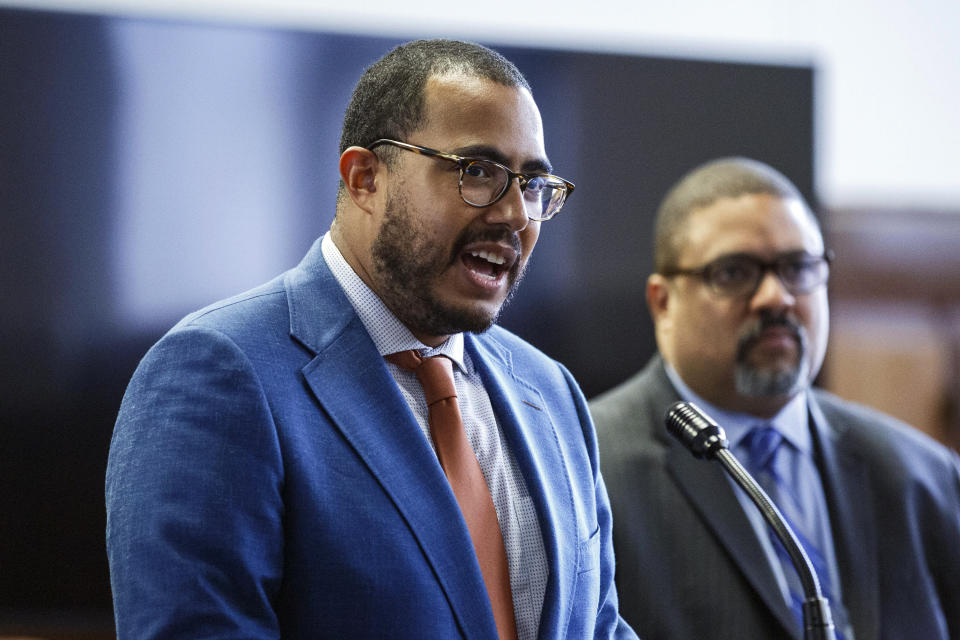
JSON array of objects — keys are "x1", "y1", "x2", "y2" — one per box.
[{"x1": 470, "y1": 250, "x2": 506, "y2": 265}]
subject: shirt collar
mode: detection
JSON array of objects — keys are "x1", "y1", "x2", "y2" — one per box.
[
  {"x1": 320, "y1": 232, "x2": 466, "y2": 372},
  {"x1": 663, "y1": 361, "x2": 811, "y2": 454}
]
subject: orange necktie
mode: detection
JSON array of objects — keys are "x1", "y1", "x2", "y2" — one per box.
[{"x1": 386, "y1": 350, "x2": 518, "y2": 640}]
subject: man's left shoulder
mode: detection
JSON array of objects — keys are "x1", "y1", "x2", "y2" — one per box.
[{"x1": 812, "y1": 388, "x2": 960, "y2": 471}]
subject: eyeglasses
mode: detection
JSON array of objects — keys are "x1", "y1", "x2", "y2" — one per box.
[
  {"x1": 366, "y1": 138, "x2": 575, "y2": 221},
  {"x1": 661, "y1": 250, "x2": 834, "y2": 297}
]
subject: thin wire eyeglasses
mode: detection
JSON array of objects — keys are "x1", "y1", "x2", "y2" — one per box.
[
  {"x1": 660, "y1": 250, "x2": 834, "y2": 297},
  {"x1": 366, "y1": 138, "x2": 575, "y2": 222}
]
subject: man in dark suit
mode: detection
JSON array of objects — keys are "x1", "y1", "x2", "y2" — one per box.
[
  {"x1": 106, "y1": 39, "x2": 636, "y2": 640},
  {"x1": 590, "y1": 157, "x2": 960, "y2": 639}
]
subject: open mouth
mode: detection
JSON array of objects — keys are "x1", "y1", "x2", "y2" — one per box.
[
  {"x1": 463, "y1": 250, "x2": 509, "y2": 281},
  {"x1": 459, "y1": 244, "x2": 518, "y2": 288}
]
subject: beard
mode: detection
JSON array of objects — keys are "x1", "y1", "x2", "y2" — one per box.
[
  {"x1": 733, "y1": 311, "x2": 810, "y2": 397},
  {"x1": 369, "y1": 187, "x2": 528, "y2": 337}
]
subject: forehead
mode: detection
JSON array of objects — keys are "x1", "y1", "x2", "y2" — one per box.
[
  {"x1": 415, "y1": 73, "x2": 547, "y2": 168},
  {"x1": 680, "y1": 193, "x2": 824, "y2": 263}
]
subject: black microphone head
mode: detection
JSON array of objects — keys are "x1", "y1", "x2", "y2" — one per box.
[{"x1": 664, "y1": 401, "x2": 729, "y2": 460}]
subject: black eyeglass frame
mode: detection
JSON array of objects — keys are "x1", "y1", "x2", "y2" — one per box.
[
  {"x1": 366, "y1": 138, "x2": 575, "y2": 221},
  {"x1": 660, "y1": 249, "x2": 835, "y2": 297}
]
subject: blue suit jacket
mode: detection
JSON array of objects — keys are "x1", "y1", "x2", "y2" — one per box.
[
  {"x1": 591, "y1": 355, "x2": 960, "y2": 640},
  {"x1": 106, "y1": 238, "x2": 636, "y2": 639}
]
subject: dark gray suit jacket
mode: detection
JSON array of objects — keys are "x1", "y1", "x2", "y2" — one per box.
[{"x1": 590, "y1": 355, "x2": 960, "y2": 640}]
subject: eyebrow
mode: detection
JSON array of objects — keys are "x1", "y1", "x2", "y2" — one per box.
[{"x1": 451, "y1": 144, "x2": 553, "y2": 175}]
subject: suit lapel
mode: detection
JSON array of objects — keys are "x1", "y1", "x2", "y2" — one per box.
[
  {"x1": 649, "y1": 359, "x2": 799, "y2": 637},
  {"x1": 809, "y1": 397, "x2": 879, "y2": 639},
  {"x1": 286, "y1": 244, "x2": 497, "y2": 639},
  {"x1": 665, "y1": 441, "x2": 800, "y2": 636},
  {"x1": 467, "y1": 334, "x2": 577, "y2": 640}
]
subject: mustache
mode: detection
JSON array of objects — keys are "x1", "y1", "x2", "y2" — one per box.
[{"x1": 736, "y1": 312, "x2": 805, "y2": 358}]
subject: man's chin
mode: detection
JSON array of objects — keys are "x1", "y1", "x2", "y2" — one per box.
[
  {"x1": 408, "y1": 269, "x2": 524, "y2": 337},
  {"x1": 437, "y1": 282, "x2": 519, "y2": 333},
  {"x1": 403, "y1": 299, "x2": 501, "y2": 338},
  {"x1": 444, "y1": 303, "x2": 501, "y2": 335},
  {"x1": 735, "y1": 361, "x2": 806, "y2": 397}
]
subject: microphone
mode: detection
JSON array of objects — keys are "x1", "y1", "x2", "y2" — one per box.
[{"x1": 664, "y1": 401, "x2": 837, "y2": 640}]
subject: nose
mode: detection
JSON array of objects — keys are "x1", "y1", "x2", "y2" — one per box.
[
  {"x1": 749, "y1": 268, "x2": 795, "y2": 311},
  {"x1": 482, "y1": 178, "x2": 531, "y2": 231}
]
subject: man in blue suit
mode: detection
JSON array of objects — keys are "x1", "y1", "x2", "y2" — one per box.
[
  {"x1": 106, "y1": 39, "x2": 637, "y2": 639},
  {"x1": 591, "y1": 157, "x2": 960, "y2": 639}
]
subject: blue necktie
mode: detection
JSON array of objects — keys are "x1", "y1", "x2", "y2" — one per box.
[{"x1": 741, "y1": 425, "x2": 848, "y2": 639}]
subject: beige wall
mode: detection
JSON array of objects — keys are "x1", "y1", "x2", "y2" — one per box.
[
  {"x1": 822, "y1": 208, "x2": 960, "y2": 451},
  {"x1": 825, "y1": 303, "x2": 959, "y2": 448}
]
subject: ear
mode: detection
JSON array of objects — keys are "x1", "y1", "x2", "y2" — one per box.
[
  {"x1": 338, "y1": 146, "x2": 382, "y2": 212},
  {"x1": 646, "y1": 272, "x2": 671, "y2": 323}
]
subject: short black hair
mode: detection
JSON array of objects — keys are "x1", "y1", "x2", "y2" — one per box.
[
  {"x1": 653, "y1": 157, "x2": 818, "y2": 273},
  {"x1": 338, "y1": 39, "x2": 531, "y2": 155}
]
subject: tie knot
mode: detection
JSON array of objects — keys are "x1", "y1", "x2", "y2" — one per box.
[
  {"x1": 385, "y1": 350, "x2": 457, "y2": 406},
  {"x1": 741, "y1": 425, "x2": 784, "y2": 473}
]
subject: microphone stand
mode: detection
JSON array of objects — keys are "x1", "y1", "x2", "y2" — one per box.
[{"x1": 665, "y1": 401, "x2": 837, "y2": 640}]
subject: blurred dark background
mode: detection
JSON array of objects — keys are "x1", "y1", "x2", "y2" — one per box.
[{"x1": 0, "y1": 7, "x2": 812, "y2": 636}]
